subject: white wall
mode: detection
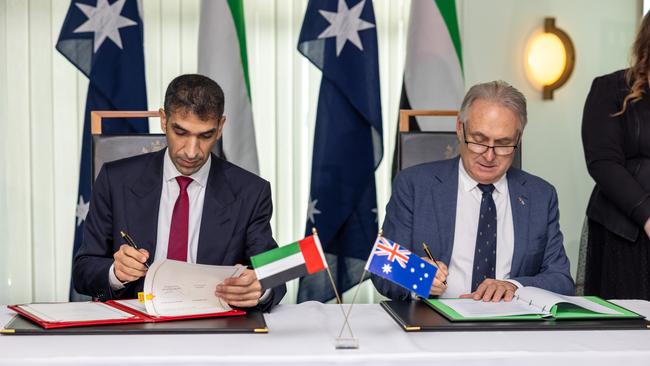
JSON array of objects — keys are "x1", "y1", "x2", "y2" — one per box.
[
  {"x1": 0, "y1": 0, "x2": 641, "y2": 304},
  {"x1": 461, "y1": 0, "x2": 641, "y2": 276}
]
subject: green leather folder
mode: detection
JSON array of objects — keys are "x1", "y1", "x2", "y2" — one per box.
[
  {"x1": 426, "y1": 296, "x2": 643, "y2": 322},
  {"x1": 380, "y1": 300, "x2": 650, "y2": 332}
]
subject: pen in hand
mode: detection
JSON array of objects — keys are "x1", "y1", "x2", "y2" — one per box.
[
  {"x1": 422, "y1": 242, "x2": 447, "y2": 286},
  {"x1": 120, "y1": 230, "x2": 149, "y2": 269}
]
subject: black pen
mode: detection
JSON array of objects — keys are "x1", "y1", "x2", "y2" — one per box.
[
  {"x1": 422, "y1": 242, "x2": 446, "y2": 286},
  {"x1": 120, "y1": 230, "x2": 149, "y2": 269}
]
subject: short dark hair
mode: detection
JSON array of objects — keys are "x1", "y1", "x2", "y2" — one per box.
[{"x1": 163, "y1": 74, "x2": 224, "y2": 121}]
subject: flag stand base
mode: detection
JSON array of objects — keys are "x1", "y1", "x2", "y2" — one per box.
[
  {"x1": 335, "y1": 337, "x2": 359, "y2": 349},
  {"x1": 333, "y1": 270, "x2": 370, "y2": 350}
]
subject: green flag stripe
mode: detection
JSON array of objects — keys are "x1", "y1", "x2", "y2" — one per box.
[
  {"x1": 251, "y1": 242, "x2": 300, "y2": 268},
  {"x1": 226, "y1": 0, "x2": 251, "y2": 99},
  {"x1": 434, "y1": 0, "x2": 463, "y2": 73}
]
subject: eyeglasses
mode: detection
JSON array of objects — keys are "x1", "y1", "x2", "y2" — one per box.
[{"x1": 462, "y1": 123, "x2": 519, "y2": 156}]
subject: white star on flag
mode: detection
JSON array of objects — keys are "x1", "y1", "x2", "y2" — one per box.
[
  {"x1": 76, "y1": 195, "x2": 89, "y2": 226},
  {"x1": 382, "y1": 263, "x2": 392, "y2": 274},
  {"x1": 307, "y1": 197, "x2": 322, "y2": 224},
  {"x1": 73, "y1": 0, "x2": 138, "y2": 53},
  {"x1": 317, "y1": 0, "x2": 375, "y2": 56}
]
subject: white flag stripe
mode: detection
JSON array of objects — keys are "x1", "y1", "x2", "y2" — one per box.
[
  {"x1": 404, "y1": 0, "x2": 463, "y2": 132},
  {"x1": 255, "y1": 252, "x2": 305, "y2": 279},
  {"x1": 198, "y1": 0, "x2": 259, "y2": 174}
]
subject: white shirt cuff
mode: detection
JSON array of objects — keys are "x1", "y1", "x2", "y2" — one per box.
[
  {"x1": 504, "y1": 279, "x2": 522, "y2": 290},
  {"x1": 258, "y1": 288, "x2": 272, "y2": 303},
  {"x1": 108, "y1": 263, "x2": 126, "y2": 290}
]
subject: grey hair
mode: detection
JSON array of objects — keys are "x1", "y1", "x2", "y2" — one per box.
[{"x1": 458, "y1": 80, "x2": 528, "y2": 130}]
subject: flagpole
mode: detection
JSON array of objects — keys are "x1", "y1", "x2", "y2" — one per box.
[
  {"x1": 315, "y1": 230, "x2": 344, "y2": 306},
  {"x1": 336, "y1": 229, "x2": 382, "y2": 339},
  {"x1": 312, "y1": 228, "x2": 355, "y2": 340},
  {"x1": 336, "y1": 269, "x2": 367, "y2": 339}
]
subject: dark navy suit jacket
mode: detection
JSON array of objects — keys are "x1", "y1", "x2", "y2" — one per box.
[
  {"x1": 73, "y1": 149, "x2": 286, "y2": 311},
  {"x1": 372, "y1": 157, "x2": 575, "y2": 300}
]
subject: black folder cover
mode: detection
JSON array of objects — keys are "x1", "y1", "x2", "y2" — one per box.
[
  {"x1": 1, "y1": 310, "x2": 268, "y2": 335},
  {"x1": 381, "y1": 300, "x2": 650, "y2": 332}
]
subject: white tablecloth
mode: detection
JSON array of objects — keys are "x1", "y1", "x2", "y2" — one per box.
[{"x1": 1, "y1": 300, "x2": 650, "y2": 366}]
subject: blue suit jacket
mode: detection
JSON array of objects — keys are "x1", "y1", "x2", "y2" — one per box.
[
  {"x1": 372, "y1": 157, "x2": 574, "y2": 300},
  {"x1": 73, "y1": 149, "x2": 286, "y2": 311}
]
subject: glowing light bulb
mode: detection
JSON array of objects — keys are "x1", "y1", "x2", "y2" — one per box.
[{"x1": 525, "y1": 32, "x2": 566, "y2": 87}]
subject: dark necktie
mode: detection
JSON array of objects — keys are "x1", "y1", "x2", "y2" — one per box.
[
  {"x1": 168, "y1": 176, "x2": 193, "y2": 261},
  {"x1": 471, "y1": 183, "x2": 497, "y2": 292}
]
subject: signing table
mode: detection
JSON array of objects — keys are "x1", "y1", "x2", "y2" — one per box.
[{"x1": 1, "y1": 300, "x2": 650, "y2": 366}]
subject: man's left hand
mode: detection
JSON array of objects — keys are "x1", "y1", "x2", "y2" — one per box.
[
  {"x1": 215, "y1": 269, "x2": 263, "y2": 308},
  {"x1": 460, "y1": 279, "x2": 517, "y2": 302}
]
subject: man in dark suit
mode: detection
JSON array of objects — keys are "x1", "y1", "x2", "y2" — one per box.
[
  {"x1": 73, "y1": 74, "x2": 285, "y2": 311},
  {"x1": 373, "y1": 81, "x2": 574, "y2": 302}
]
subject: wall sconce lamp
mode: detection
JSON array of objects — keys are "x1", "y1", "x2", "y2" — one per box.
[{"x1": 524, "y1": 17, "x2": 575, "y2": 100}]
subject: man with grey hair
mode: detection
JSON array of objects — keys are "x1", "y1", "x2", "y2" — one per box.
[{"x1": 373, "y1": 80, "x2": 574, "y2": 302}]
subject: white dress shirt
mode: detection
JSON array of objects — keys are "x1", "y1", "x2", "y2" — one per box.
[
  {"x1": 109, "y1": 150, "x2": 211, "y2": 289},
  {"x1": 442, "y1": 161, "x2": 520, "y2": 298},
  {"x1": 153, "y1": 149, "x2": 211, "y2": 263}
]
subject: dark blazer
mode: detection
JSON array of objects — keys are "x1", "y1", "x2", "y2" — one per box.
[
  {"x1": 73, "y1": 149, "x2": 286, "y2": 311},
  {"x1": 582, "y1": 69, "x2": 650, "y2": 242},
  {"x1": 372, "y1": 157, "x2": 575, "y2": 300}
]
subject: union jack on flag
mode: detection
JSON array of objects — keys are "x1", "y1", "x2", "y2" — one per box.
[
  {"x1": 364, "y1": 236, "x2": 437, "y2": 298},
  {"x1": 373, "y1": 237, "x2": 410, "y2": 268}
]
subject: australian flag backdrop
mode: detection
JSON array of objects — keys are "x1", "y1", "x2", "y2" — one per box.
[
  {"x1": 56, "y1": 0, "x2": 148, "y2": 300},
  {"x1": 297, "y1": 0, "x2": 383, "y2": 302}
]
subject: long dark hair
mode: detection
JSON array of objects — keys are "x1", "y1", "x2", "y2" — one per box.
[{"x1": 617, "y1": 12, "x2": 650, "y2": 116}]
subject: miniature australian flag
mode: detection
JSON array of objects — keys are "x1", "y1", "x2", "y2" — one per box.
[{"x1": 365, "y1": 236, "x2": 437, "y2": 298}]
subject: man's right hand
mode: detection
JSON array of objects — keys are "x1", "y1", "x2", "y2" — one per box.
[
  {"x1": 423, "y1": 258, "x2": 448, "y2": 296},
  {"x1": 644, "y1": 217, "x2": 650, "y2": 239},
  {"x1": 113, "y1": 244, "x2": 149, "y2": 283}
]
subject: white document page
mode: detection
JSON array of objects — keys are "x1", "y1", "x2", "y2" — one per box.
[
  {"x1": 113, "y1": 299, "x2": 147, "y2": 314},
  {"x1": 143, "y1": 260, "x2": 245, "y2": 317},
  {"x1": 516, "y1": 287, "x2": 621, "y2": 315},
  {"x1": 440, "y1": 287, "x2": 623, "y2": 318},
  {"x1": 438, "y1": 298, "x2": 549, "y2": 318},
  {"x1": 18, "y1": 302, "x2": 135, "y2": 323}
]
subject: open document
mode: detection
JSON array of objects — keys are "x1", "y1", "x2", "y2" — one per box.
[
  {"x1": 7, "y1": 260, "x2": 246, "y2": 329},
  {"x1": 141, "y1": 259, "x2": 245, "y2": 317},
  {"x1": 427, "y1": 286, "x2": 644, "y2": 321}
]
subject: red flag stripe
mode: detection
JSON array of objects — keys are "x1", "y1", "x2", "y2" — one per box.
[
  {"x1": 299, "y1": 235, "x2": 326, "y2": 274},
  {"x1": 376, "y1": 242, "x2": 409, "y2": 263}
]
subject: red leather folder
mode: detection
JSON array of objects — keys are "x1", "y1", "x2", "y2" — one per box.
[{"x1": 7, "y1": 301, "x2": 245, "y2": 329}]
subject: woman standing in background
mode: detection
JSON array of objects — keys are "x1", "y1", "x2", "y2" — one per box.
[{"x1": 582, "y1": 12, "x2": 650, "y2": 300}]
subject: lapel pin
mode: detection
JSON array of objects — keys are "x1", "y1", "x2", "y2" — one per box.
[{"x1": 517, "y1": 196, "x2": 526, "y2": 206}]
